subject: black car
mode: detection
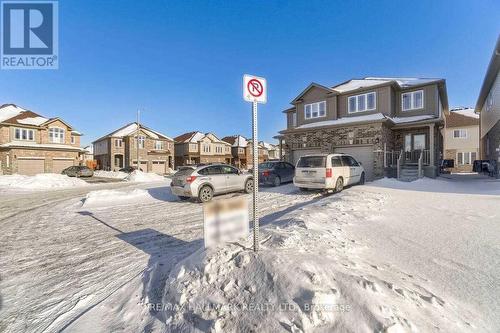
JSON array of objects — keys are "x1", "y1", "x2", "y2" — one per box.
[
  {"x1": 119, "y1": 166, "x2": 143, "y2": 173},
  {"x1": 62, "y1": 166, "x2": 94, "y2": 177},
  {"x1": 258, "y1": 161, "x2": 295, "y2": 186}
]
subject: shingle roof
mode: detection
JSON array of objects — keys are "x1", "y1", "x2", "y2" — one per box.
[
  {"x1": 446, "y1": 111, "x2": 480, "y2": 128},
  {"x1": 94, "y1": 122, "x2": 173, "y2": 143}
]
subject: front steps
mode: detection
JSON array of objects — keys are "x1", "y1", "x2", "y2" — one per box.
[{"x1": 400, "y1": 165, "x2": 420, "y2": 182}]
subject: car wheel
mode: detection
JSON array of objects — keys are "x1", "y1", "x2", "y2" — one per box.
[
  {"x1": 178, "y1": 196, "x2": 190, "y2": 201},
  {"x1": 198, "y1": 186, "x2": 213, "y2": 203},
  {"x1": 335, "y1": 177, "x2": 344, "y2": 193},
  {"x1": 299, "y1": 187, "x2": 308, "y2": 191},
  {"x1": 273, "y1": 176, "x2": 281, "y2": 187},
  {"x1": 244, "y1": 179, "x2": 254, "y2": 193},
  {"x1": 359, "y1": 172, "x2": 365, "y2": 185}
]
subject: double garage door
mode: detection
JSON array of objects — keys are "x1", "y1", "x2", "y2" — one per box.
[{"x1": 291, "y1": 146, "x2": 374, "y2": 181}]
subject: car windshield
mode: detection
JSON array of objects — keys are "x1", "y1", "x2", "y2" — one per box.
[
  {"x1": 258, "y1": 162, "x2": 275, "y2": 169},
  {"x1": 297, "y1": 156, "x2": 326, "y2": 168}
]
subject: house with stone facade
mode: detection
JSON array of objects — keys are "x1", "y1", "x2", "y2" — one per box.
[
  {"x1": 279, "y1": 77, "x2": 449, "y2": 181},
  {"x1": 0, "y1": 104, "x2": 85, "y2": 175},
  {"x1": 174, "y1": 131, "x2": 232, "y2": 167},
  {"x1": 475, "y1": 35, "x2": 500, "y2": 177},
  {"x1": 443, "y1": 108, "x2": 479, "y2": 173},
  {"x1": 93, "y1": 122, "x2": 174, "y2": 174}
]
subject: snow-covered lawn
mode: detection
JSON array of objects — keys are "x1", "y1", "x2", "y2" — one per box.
[
  {"x1": 0, "y1": 173, "x2": 89, "y2": 191},
  {"x1": 0, "y1": 175, "x2": 498, "y2": 332}
]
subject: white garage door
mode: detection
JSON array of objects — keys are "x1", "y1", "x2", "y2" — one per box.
[
  {"x1": 291, "y1": 149, "x2": 322, "y2": 166},
  {"x1": 17, "y1": 158, "x2": 45, "y2": 176},
  {"x1": 335, "y1": 146, "x2": 374, "y2": 181},
  {"x1": 151, "y1": 161, "x2": 165, "y2": 174},
  {"x1": 53, "y1": 159, "x2": 74, "y2": 174}
]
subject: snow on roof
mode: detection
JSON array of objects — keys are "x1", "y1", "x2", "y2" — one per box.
[
  {"x1": 0, "y1": 141, "x2": 86, "y2": 151},
  {"x1": 450, "y1": 107, "x2": 479, "y2": 119},
  {"x1": 111, "y1": 123, "x2": 173, "y2": 141},
  {"x1": 235, "y1": 135, "x2": 248, "y2": 147},
  {"x1": 389, "y1": 115, "x2": 438, "y2": 124},
  {"x1": 332, "y1": 79, "x2": 388, "y2": 93},
  {"x1": 189, "y1": 132, "x2": 205, "y2": 142},
  {"x1": 332, "y1": 77, "x2": 442, "y2": 94},
  {"x1": 0, "y1": 104, "x2": 27, "y2": 123},
  {"x1": 260, "y1": 141, "x2": 276, "y2": 150},
  {"x1": 295, "y1": 113, "x2": 387, "y2": 129},
  {"x1": 16, "y1": 116, "x2": 48, "y2": 126}
]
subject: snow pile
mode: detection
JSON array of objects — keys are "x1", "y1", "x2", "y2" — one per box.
[
  {"x1": 0, "y1": 173, "x2": 88, "y2": 190},
  {"x1": 127, "y1": 170, "x2": 165, "y2": 182},
  {"x1": 93, "y1": 170, "x2": 128, "y2": 179},
  {"x1": 158, "y1": 189, "x2": 478, "y2": 332},
  {"x1": 82, "y1": 189, "x2": 153, "y2": 207}
]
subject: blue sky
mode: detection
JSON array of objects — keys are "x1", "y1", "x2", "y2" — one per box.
[{"x1": 1, "y1": 0, "x2": 499, "y2": 146}]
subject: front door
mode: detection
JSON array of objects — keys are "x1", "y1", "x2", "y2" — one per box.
[{"x1": 404, "y1": 134, "x2": 426, "y2": 162}]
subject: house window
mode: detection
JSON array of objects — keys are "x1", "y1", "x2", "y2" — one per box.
[
  {"x1": 402, "y1": 90, "x2": 424, "y2": 111},
  {"x1": 114, "y1": 139, "x2": 123, "y2": 147},
  {"x1": 453, "y1": 129, "x2": 467, "y2": 139},
  {"x1": 14, "y1": 128, "x2": 35, "y2": 141},
  {"x1": 138, "y1": 135, "x2": 145, "y2": 149},
  {"x1": 71, "y1": 136, "x2": 76, "y2": 144},
  {"x1": 486, "y1": 91, "x2": 493, "y2": 112},
  {"x1": 348, "y1": 92, "x2": 376, "y2": 113},
  {"x1": 49, "y1": 128, "x2": 65, "y2": 143},
  {"x1": 457, "y1": 152, "x2": 477, "y2": 165},
  {"x1": 155, "y1": 140, "x2": 164, "y2": 150},
  {"x1": 203, "y1": 145, "x2": 211, "y2": 153},
  {"x1": 291, "y1": 112, "x2": 297, "y2": 127},
  {"x1": 304, "y1": 101, "x2": 326, "y2": 119}
]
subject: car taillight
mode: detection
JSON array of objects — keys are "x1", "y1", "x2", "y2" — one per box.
[
  {"x1": 186, "y1": 176, "x2": 197, "y2": 183},
  {"x1": 262, "y1": 170, "x2": 270, "y2": 177},
  {"x1": 325, "y1": 168, "x2": 332, "y2": 178}
]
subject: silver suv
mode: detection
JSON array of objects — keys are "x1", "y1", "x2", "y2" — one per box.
[{"x1": 170, "y1": 164, "x2": 254, "y2": 202}]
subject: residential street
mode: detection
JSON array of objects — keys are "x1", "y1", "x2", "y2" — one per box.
[{"x1": 0, "y1": 176, "x2": 499, "y2": 332}]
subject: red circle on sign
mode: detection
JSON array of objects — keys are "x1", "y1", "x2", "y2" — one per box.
[{"x1": 247, "y1": 79, "x2": 263, "y2": 97}]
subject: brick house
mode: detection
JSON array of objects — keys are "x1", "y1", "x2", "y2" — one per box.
[
  {"x1": 221, "y1": 135, "x2": 270, "y2": 169},
  {"x1": 279, "y1": 78, "x2": 449, "y2": 181},
  {"x1": 476, "y1": 35, "x2": 500, "y2": 177},
  {"x1": 0, "y1": 104, "x2": 85, "y2": 175},
  {"x1": 443, "y1": 108, "x2": 480, "y2": 173},
  {"x1": 93, "y1": 122, "x2": 174, "y2": 174},
  {"x1": 174, "y1": 132, "x2": 232, "y2": 167}
]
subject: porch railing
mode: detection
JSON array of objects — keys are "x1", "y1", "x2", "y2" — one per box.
[
  {"x1": 384, "y1": 150, "x2": 402, "y2": 167},
  {"x1": 397, "y1": 149, "x2": 403, "y2": 179}
]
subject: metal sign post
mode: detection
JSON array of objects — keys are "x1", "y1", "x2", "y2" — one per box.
[{"x1": 243, "y1": 74, "x2": 267, "y2": 252}]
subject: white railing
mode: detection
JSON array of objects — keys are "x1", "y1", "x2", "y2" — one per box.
[
  {"x1": 418, "y1": 150, "x2": 423, "y2": 178},
  {"x1": 385, "y1": 150, "x2": 401, "y2": 167},
  {"x1": 397, "y1": 149, "x2": 403, "y2": 179}
]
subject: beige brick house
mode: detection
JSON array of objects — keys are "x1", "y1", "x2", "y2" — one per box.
[
  {"x1": 279, "y1": 77, "x2": 449, "y2": 181},
  {"x1": 0, "y1": 104, "x2": 85, "y2": 175},
  {"x1": 93, "y1": 122, "x2": 174, "y2": 174},
  {"x1": 221, "y1": 135, "x2": 270, "y2": 169},
  {"x1": 174, "y1": 132, "x2": 232, "y2": 166},
  {"x1": 443, "y1": 108, "x2": 479, "y2": 173}
]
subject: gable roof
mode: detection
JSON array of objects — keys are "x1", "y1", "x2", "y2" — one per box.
[
  {"x1": 94, "y1": 122, "x2": 173, "y2": 143},
  {"x1": 0, "y1": 104, "x2": 50, "y2": 126},
  {"x1": 291, "y1": 82, "x2": 336, "y2": 104},
  {"x1": 446, "y1": 108, "x2": 480, "y2": 128},
  {"x1": 222, "y1": 135, "x2": 248, "y2": 147},
  {"x1": 475, "y1": 35, "x2": 500, "y2": 112},
  {"x1": 174, "y1": 131, "x2": 230, "y2": 145}
]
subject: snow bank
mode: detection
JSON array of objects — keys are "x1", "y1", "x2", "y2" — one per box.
[
  {"x1": 157, "y1": 189, "x2": 477, "y2": 332},
  {"x1": 0, "y1": 173, "x2": 88, "y2": 190},
  {"x1": 127, "y1": 170, "x2": 165, "y2": 183},
  {"x1": 93, "y1": 170, "x2": 128, "y2": 179},
  {"x1": 82, "y1": 189, "x2": 153, "y2": 208}
]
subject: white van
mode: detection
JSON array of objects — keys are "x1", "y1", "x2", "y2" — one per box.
[{"x1": 293, "y1": 154, "x2": 365, "y2": 192}]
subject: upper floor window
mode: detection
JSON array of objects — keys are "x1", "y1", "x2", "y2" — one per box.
[
  {"x1": 189, "y1": 143, "x2": 198, "y2": 151},
  {"x1": 203, "y1": 144, "x2": 211, "y2": 153},
  {"x1": 453, "y1": 129, "x2": 467, "y2": 139},
  {"x1": 138, "y1": 135, "x2": 145, "y2": 149},
  {"x1": 304, "y1": 101, "x2": 326, "y2": 119},
  {"x1": 71, "y1": 136, "x2": 76, "y2": 144},
  {"x1": 155, "y1": 140, "x2": 164, "y2": 150},
  {"x1": 215, "y1": 146, "x2": 223, "y2": 153},
  {"x1": 291, "y1": 112, "x2": 297, "y2": 127},
  {"x1": 402, "y1": 90, "x2": 424, "y2": 111},
  {"x1": 238, "y1": 148, "x2": 244, "y2": 154},
  {"x1": 114, "y1": 138, "x2": 123, "y2": 147},
  {"x1": 348, "y1": 92, "x2": 376, "y2": 113},
  {"x1": 49, "y1": 127, "x2": 65, "y2": 143},
  {"x1": 14, "y1": 128, "x2": 34, "y2": 141},
  {"x1": 486, "y1": 90, "x2": 493, "y2": 112}
]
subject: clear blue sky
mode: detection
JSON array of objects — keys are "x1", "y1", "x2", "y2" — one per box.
[{"x1": 1, "y1": 0, "x2": 499, "y2": 146}]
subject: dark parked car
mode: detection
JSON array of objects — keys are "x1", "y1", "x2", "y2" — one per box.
[
  {"x1": 62, "y1": 166, "x2": 94, "y2": 177},
  {"x1": 258, "y1": 161, "x2": 295, "y2": 186},
  {"x1": 119, "y1": 166, "x2": 143, "y2": 173}
]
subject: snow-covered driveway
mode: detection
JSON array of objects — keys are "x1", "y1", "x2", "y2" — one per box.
[{"x1": 0, "y1": 175, "x2": 499, "y2": 332}]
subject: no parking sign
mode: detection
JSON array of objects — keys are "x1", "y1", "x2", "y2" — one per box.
[{"x1": 243, "y1": 74, "x2": 267, "y2": 104}]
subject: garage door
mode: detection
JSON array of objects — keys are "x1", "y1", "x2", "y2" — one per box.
[
  {"x1": 151, "y1": 161, "x2": 165, "y2": 174},
  {"x1": 53, "y1": 159, "x2": 74, "y2": 174},
  {"x1": 17, "y1": 158, "x2": 45, "y2": 176},
  {"x1": 291, "y1": 149, "x2": 322, "y2": 166},
  {"x1": 335, "y1": 146, "x2": 374, "y2": 181}
]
